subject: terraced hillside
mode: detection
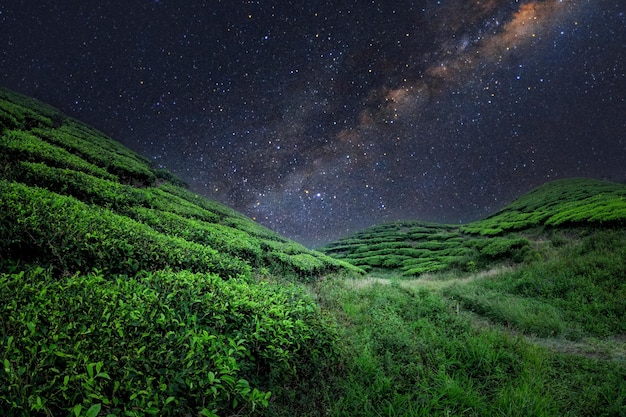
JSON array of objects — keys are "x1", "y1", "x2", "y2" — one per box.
[
  {"x1": 460, "y1": 177, "x2": 626, "y2": 235},
  {"x1": 0, "y1": 87, "x2": 360, "y2": 280},
  {"x1": 321, "y1": 178, "x2": 626, "y2": 276},
  {"x1": 0, "y1": 87, "x2": 360, "y2": 416}
]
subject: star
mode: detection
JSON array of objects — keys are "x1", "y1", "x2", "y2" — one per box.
[{"x1": 0, "y1": 0, "x2": 624, "y2": 246}]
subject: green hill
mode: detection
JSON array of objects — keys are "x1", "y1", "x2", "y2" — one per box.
[
  {"x1": 0, "y1": 87, "x2": 361, "y2": 280},
  {"x1": 317, "y1": 178, "x2": 626, "y2": 416},
  {"x1": 321, "y1": 178, "x2": 626, "y2": 276},
  {"x1": 0, "y1": 87, "x2": 360, "y2": 416},
  {"x1": 461, "y1": 177, "x2": 626, "y2": 235}
]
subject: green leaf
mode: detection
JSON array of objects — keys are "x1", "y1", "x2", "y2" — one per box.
[
  {"x1": 199, "y1": 409, "x2": 219, "y2": 417},
  {"x1": 86, "y1": 404, "x2": 101, "y2": 417},
  {"x1": 87, "y1": 363, "x2": 95, "y2": 379},
  {"x1": 73, "y1": 404, "x2": 82, "y2": 417}
]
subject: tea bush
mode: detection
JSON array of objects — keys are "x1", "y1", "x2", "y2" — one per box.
[
  {"x1": 11, "y1": 161, "x2": 146, "y2": 209},
  {"x1": 321, "y1": 221, "x2": 484, "y2": 276},
  {"x1": 0, "y1": 267, "x2": 339, "y2": 416},
  {"x1": 1, "y1": 131, "x2": 114, "y2": 180},
  {"x1": 0, "y1": 180, "x2": 250, "y2": 277},
  {"x1": 31, "y1": 126, "x2": 155, "y2": 185},
  {"x1": 461, "y1": 178, "x2": 626, "y2": 235},
  {"x1": 129, "y1": 207, "x2": 264, "y2": 262}
]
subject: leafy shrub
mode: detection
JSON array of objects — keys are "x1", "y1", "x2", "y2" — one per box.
[
  {"x1": 461, "y1": 178, "x2": 626, "y2": 234},
  {"x1": 145, "y1": 188, "x2": 221, "y2": 223},
  {"x1": 49, "y1": 125, "x2": 156, "y2": 185},
  {"x1": 0, "y1": 88, "x2": 62, "y2": 124},
  {"x1": 402, "y1": 261, "x2": 449, "y2": 276},
  {"x1": 0, "y1": 97, "x2": 54, "y2": 131},
  {"x1": 479, "y1": 238, "x2": 530, "y2": 260},
  {"x1": 0, "y1": 180, "x2": 250, "y2": 278},
  {"x1": 0, "y1": 107, "x2": 19, "y2": 131},
  {"x1": 0, "y1": 267, "x2": 339, "y2": 416},
  {"x1": 157, "y1": 183, "x2": 241, "y2": 222},
  {"x1": 1, "y1": 131, "x2": 115, "y2": 180},
  {"x1": 11, "y1": 161, "x2": 145, "y2": 209},
  {"x1": 129, "y1": 207, "x2": 264, "y2": 263}
]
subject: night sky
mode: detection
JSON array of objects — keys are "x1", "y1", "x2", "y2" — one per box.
[{"x1": 1, "y1": 1, "x2": 625, "y2": 246}]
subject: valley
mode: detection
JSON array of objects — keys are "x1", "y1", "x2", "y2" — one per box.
[{"x1": 1, "y1": 87, "x2": 625, "y2": 416}]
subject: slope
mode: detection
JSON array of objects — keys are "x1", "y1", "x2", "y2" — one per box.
[
  {"x1": 321, "y1": 178, "x2": 626, "y2": 276},
  {"x1": 461, "y1": 177, "x2": 626, "y2": 235},
  {"x1": 0, "y1": 87, "x2": 361, "y2": 416},
  {"x1": 0, "y1": 87, "x2": 360, "y2": 280},
  {"x1": 317, "y1": 178, "x2": 626, "y2": 415}
]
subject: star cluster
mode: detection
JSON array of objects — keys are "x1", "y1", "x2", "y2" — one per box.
[{"x1": 1, "y1": 0, "x2": 625, "y2": 246}]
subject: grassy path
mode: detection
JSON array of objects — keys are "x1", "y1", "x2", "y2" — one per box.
[
  {"x1": 317, "y1": 272, "x2": 626, "y2": 416},
  {"x1": 344, "y1": 268, "x2": 626, "y2": 364}
]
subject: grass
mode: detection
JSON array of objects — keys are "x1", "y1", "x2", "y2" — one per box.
[
  {"x1": 444, "y1": 229, "x2": 626, "y2": 339},
  {"x1": 313, "y1": 276, "x2": 626, "y2": 416},
  {"x1": 317, "y1": 204, "x2": 626, "y2": 415}
]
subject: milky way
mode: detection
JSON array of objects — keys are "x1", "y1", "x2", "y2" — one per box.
[{"x1": 1, "y1": 0, "x2": 625, "y2": 246}]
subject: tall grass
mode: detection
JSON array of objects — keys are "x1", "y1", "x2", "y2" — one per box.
[
  {"x1": 445, "y1": 229, "x2": 626, "y2": 339},
  {"x1": 312, "y1": 275, "x2": 626, "y2": 416}
]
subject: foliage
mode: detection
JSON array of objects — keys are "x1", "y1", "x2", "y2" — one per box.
[
  {"x1": 0, "y1": 87, "x2": 351, "y2": 281},
  {"x1": 2, "y1": 86, "x2": 625, "y2": 416},
  {"x1": 0, "y1": 267, "x2": 338, "y2": 416},
  {"x1": 321, "y1": 179, "x2": 626, "y2": 277},
  {"x1": 322, "y1": 221, "x2": 484, "y2": 276},
  {"x1": 0, "y1": 130, "x2": 115, "y2": 180},
  {"x1": 461, "y1": 178, "x2": 626, "y2": 235},
  {"x1": 0, "y1": 86, "x2": 361, "y2": 416},
  {"x1": 32, "y1": 125, "x2": 156, "y2": 185},
  {"x1": 0, "y1": 180, "x2": 250, "y2": 278}
]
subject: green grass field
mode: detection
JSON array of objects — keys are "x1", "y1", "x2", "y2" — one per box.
[{"x1": 1, "y1": 87, "x2": 625, "y2": 416}]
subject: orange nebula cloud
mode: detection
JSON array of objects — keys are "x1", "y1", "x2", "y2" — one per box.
[
  {"x1": 364, "y1": 0, "x2": 577, "y2": 128},
  {"x1": 480, "y1": 0, "x2": 570, "y2": 60}
]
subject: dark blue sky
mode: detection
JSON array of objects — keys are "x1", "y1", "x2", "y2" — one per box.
[{"x1": 1, "y1": 0, "x2": 625, "y2": 246}]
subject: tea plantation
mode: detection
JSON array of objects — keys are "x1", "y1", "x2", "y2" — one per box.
[
  {"x1": 321, "y1": 178, "x2": 626, "y2": 277},
  {"x1": 2, "y1": 87, "x2": 625, "y2": 416},
  {"x1": 0, "y1": 87, "x2": 359, "y2": 416}
]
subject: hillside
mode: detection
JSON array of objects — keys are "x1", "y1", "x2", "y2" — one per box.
[
  {"x1": 0, "y1": 87, "x2": 361, "y2": 280},
  {"x1": 317, "y1": 178, "x2": 626, "y2": 416},
  {"x1": 0, "y1": 87, "x2": 361, "y2": 416},
  {"x1": 321, "y1": 178, "x2": 626, "y2": 276},
  {"x1": 461, "y1": 177, "x2": 626, "y2": 235}
]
